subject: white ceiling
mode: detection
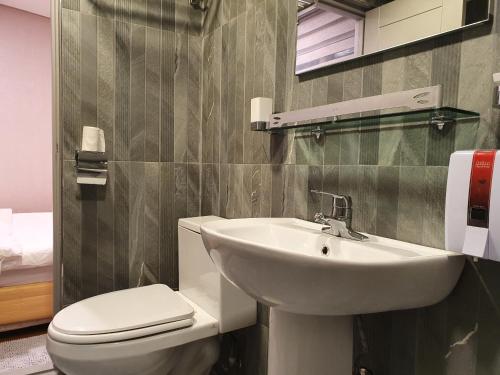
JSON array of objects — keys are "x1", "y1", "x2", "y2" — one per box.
[{"x1": 0, "y1": 0, "x2": 51, "y2": 18}]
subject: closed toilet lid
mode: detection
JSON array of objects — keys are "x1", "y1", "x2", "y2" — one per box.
[{"x1": 52, "y1": 284, "x2": 194, "y2": 335}]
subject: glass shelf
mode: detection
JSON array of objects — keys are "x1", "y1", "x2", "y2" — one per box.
[{"x1": 257, "y1": 107, "x2": 479, "y2": 134}]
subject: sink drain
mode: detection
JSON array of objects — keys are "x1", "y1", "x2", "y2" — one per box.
[{"x1": 321, "y1": 246, "x2": 330, "y2": 256}]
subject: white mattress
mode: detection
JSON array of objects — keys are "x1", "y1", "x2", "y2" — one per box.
[{"x1": 0, "y1": 211, "x2": 53, "y2": 274}]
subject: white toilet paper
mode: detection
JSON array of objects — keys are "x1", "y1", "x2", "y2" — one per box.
[
  {"x1": 463, "y1": 226, "x2": 488, "y2": 258},
  {"x1": 81, "y1": 126, "x2": 106, "y2": 152}
]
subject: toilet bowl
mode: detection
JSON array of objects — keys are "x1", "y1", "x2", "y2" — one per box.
[{"x1": 47, "y1": 216, "x2": 256, "y2": 375}]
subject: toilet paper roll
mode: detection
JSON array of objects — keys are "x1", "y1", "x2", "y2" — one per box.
[
  {"x1": 463, "y1": 225, "x2": 488, "y2": 258},
  {"x1": 81, "y1": 126, "x2": 106, "y2": 152}
]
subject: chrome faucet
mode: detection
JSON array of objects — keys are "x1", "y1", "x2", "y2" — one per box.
[{"x1": 310, "y1": 190, "x2": 368, "y2": 241}]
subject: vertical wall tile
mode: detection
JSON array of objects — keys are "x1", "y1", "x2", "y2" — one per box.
[
  {"x1": 161, "y1": 30, "x2": 175, "y2": 162},
  {"x1": 159, "y1": 163, "x2": 176, "y2": 288},
  {"x1": 114, "y1": 21, "x2": 131, "y2": 160},
  {"x1": 376, "y1": 167, "x2": 399, "y2": 239},
  {"x1": 128, "y1": 163, "x2": 145, "y2": 287},
  {"x1": 114, "y1": 162, "x2": 130, "y2": 290},
  {"x1": 260, "y1": 164, "x2": 273, "y2": 217},
  {"x1": 62, "y1": 161, "x2": 82, "y2": 305},
  {"x1": 243, "y1": 8, "x2": 256, "y2": 164},
  {"x1": 397, "y1": 167, "x2": 425, "y2": 244},
  {"x1": 62, "y1": 9, "x2": 81, "y2": 160},
  {"x1": 174, "y1": 31, "x2": 189, "y2": 162},
  {"x1": 97, "y1": 162, "x2": 115, "y2": 294},
  {"x1": 145, "y1": 27, "x2": 161, "y2": 162},
  {"x1": 187, "y1": 163, "x2": 201, "y2": 217},
  {"x1": 187, "y1": 35, "x2": 202, "y2": 163},
  {"x1": 97, "y1": 16, "x2": 115, "y2": 158},
  {"x1": 130, "y1": 25, "x2": 146, "y2": 161},
  {"x1": 422, "y1": 167, "x2": 448, "y2": 248},
  {"x1": 80, "y1": 185, "x2": 98, "y2": 298},
  {"x1": 81, "y1": 15, "x2": 98, "y2": 128},
  {"x1": 201, "y1": 163, "x2": 220, "y2": 216},
  {"x1": 357, "y1": 166, "x2": 378, "y2": 234},
  {"x1": 360, "y1": 59, "x2": 382, "y2": 165}
]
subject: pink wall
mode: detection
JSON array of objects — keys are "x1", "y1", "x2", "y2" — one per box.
[{"x1": 0, "y1": 5, "x2": 52, "y2": 213}]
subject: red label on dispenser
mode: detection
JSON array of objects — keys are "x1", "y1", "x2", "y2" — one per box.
[{"x1": 468, "y1": 150, "x2": 496, "y2": 228}]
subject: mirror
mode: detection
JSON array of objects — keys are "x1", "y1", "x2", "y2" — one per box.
[{"x1": 295, "y1": 0, "x2": 491, "y2": 74}]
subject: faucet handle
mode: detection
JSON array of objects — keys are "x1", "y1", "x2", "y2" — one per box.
[
  {"x1": 310, "y1": 190, "x2": 351, "y2": 206},
  {"x1": 314, "y1": 212, "x2": 326, "y2": 223}
]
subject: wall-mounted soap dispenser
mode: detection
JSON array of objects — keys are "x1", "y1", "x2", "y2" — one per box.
[{"x1": 445, "y1": 150, "x2": 500, "y2": 261}]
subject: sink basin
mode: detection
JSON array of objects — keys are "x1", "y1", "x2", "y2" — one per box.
[
  {"x1": 202, "y1": 217, "x2": 465, "y2": 375},
  {"x1": 201, "y1": 218, "x2": 464, "y2": 316}
]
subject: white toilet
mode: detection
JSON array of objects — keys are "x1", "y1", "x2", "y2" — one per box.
[{"x1": 47, "y1": 216, "x2": 256, "y2": 375}]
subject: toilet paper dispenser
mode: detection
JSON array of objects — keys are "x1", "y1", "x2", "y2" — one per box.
[
  {"x1": 445, "y1": 150, "x2": 500, "y2": 262},
  {"x1": 75, "y1": 126, "x2": 107, "y2": 186}
]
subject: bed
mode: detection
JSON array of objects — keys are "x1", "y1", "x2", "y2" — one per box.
[{"x1": 0, "y1": 209, "x2": 53, "y2": 329}]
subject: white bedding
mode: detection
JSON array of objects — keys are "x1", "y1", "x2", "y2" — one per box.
[{"x1": 0, "y1": 210, "x2": 53, "y2": 273}]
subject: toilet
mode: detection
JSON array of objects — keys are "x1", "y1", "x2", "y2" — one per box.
[{"x1": 46, "y1": 216, "x2": 256, "y2": 375}]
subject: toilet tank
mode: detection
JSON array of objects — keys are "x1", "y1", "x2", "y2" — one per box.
[{"x1": 178, "y1": 216, "x2": 256, "y2": 333}]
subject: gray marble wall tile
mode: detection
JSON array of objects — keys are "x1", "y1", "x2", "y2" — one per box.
[
  {"x1": 226, "y1": 164, "x2": 244, "y2": 218},
  {"x1": 62, "y1": 161, "x2": 82, "y2": 305},
  {"x1": 359, "y1": 59, "x2": 382, "y2": 166},
  {"x1": 81, "y1": 15, "x2": 98, "y2": 129},
  {"x1": 219, "y1": 163, "x2": 229, "y2": 217},
  {"x1": 422, "y1": 167, "x2": 448, "y2": 248},
  {"x1": 174, "y1": 31, "x2": 189, "y2": 163},
  {"x1": 97, "y1": 16, "x2": 115, "y2": 158},
  {"x1": 397, "y1": 167, "x2": 425, "y2": 244},
  {"x1": 187, "y1": 35, "x2": 202, "y2": 163},
  {"x1": 145, "y1": 27, "x2": 161, "y2": 162},
  {"x1": 187, "y1": 163, "x2": 201, "y2": 217},
  {"x1": 242, "y1": 8, "x2": 256, "y2": 165},
  {"x1": 161, "y1": 30, "x2": 175, "y2": 162},
  {"x1": 159, "y1": 163, "x2": 177, "y2": 288},
  {"x1": 321, "y1": 165, "x2": 339, "y2": 214},
  {"x1": 307, "y1": 166, "x2": 323, "y2": 220},
  {"x1": 62, "y1": 9, "x2": 81, "y2": 161},
  {"x1": 128, "y1": 163, "x2": 145, "y2": 287},
  {"x1": 376, "y1": 166, "x2": 399, "y2": 239},
  {"x1": 114, "y1": 21, "x2": 131, "y2": 160},
  {"x1": 444, "y1": 262, "x2": 481, "y2": 375},
  {"x1": 241, "y1": 164, "x2": 254, "y2": 218},
  {"x1": 458, "y1": 33, "x2": 495, "y2": 150},
  {"x1": 116, "y1": 0, "x2": 131, "y2": 25},
  {"x1": 97, "y1": 162, "x2": 115, "y2": 294},
  {"x1": 173, "y1": 163, "x2": 188, "y2": 281},
  {"x1": 202, "y1": 29, "x2": 221, "y2": 163},
  {"x1": 389, "y1": 310, "x2": 418, "y2": 375},
  {"x1": 161, "y1": 0, "x2": 176, "y2": 32},
  {"x1": 357, "y1": 166, "x2": 378, "y2": 234},
  {"x1": 475, "y1": 260, "x2": 500, "y2": 375},
  {"x1": 130, "y1": 25, "x2": 146, "y2": 161},
  {"x1": 80, "y1": 185, "x2": 98, "y2": 298},
  {"x1": 294, "y1": 165, "x2": 308, "y2": 220},
  {"x1": 147, "y1": 0, "x2": 162, "y2": 29},
  {"x1": 113, "y1": 162, "x2": 130, "y2": 290},
  {"x1": 201, "y1": 163, "x2": 220, "y2": 216},
  {"x1": 271, "y1": 164, "x2": 295, "y2": 217},
  {"x1": 62, "y1": 0, "x2": 79, "y2": 11},
  {"x1": 260, "y1": 164, "x2": 273, "y2": 217}
]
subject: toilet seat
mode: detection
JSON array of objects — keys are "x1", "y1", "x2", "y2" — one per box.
[
  {"x1": 49, "y1": 284, "x2": 199, "y2": 344},
  {"x1": 48, "y1": 317, "x2": 194, "y2": 344},
  {"x1": 47, "y1": 293, "x2": 219, "y2": 363}
]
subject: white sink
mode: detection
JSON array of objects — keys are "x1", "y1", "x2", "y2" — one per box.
[
  {"x1": 201, "y1": 218, "x2": 465, "y2": 375},
  {"x1": 201, "y1": 218, "x2": 464, "y2": 316}
]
